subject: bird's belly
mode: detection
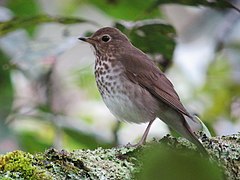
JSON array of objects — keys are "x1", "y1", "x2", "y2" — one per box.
[
  {"x1": 98, "y1": 77, "x2": 158, "y2": 123},
  {"x1": 103, "y1": 93, "x2": 150, "y2": 123}
]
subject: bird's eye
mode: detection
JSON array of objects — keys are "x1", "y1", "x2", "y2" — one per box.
[{"x1": 101, "y1": 35, "x2": 111, "y2": 42}]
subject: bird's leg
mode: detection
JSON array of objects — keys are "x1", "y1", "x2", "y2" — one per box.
[{"x1": 126, "y1": 119, "x2": 154, "y2": 148}]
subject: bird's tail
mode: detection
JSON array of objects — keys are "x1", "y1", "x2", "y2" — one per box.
[
  {"x1": 158, "y1": 111, "x2": 208, "y2": 154},
  {"x1": 185, "y1": 115, "x2": 211, "y2": 137},
  {"x1": 182, "y1": 118, "x2": 208, "y2": 155},
  {"x1": 158, "y1": 109, "x2": 207, "y2": 154}
]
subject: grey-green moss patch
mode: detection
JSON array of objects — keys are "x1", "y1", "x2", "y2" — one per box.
[
  {"x1": 71, "y1": 147, "x2": 138, "y2": 179},
  {"x1": 201, "y1": 133, "x2": 240, "y2": 179},
  {"x1": 0, "y1": 146, "x2": 139, "y2": 180},
  {"x1": 0, "y1": 133, "x2": 239, "y2": 179}
]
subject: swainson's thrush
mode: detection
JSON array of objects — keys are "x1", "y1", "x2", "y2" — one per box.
[{"x1": 79, "y1": 27, "x2": 206, "y2": 153}]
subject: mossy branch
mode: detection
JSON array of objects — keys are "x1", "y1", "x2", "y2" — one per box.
[{"x1": 0, "y1": 133, "x2": 239, "y2": 180}]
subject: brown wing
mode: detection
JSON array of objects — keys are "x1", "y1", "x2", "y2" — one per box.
[{"x1": 118, "y1": 46, "x2": 192, "y2": 118}]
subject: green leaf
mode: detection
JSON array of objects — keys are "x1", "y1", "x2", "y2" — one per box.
[
  {"x1": 0, "y1": 15, "x2": 95, "y2": 37},
  {"x1": 6, "y1": 0, "x2": 40, "y2": 34},
  {"x1": 88, "y1": 0, "x2": 162, "y2": 20},
  {"x1": 150, "y1": 0, "x2": 236, "y2": 10},
  {"x1": 7, "y1": 0, "x2": 40, "y2": 17}
]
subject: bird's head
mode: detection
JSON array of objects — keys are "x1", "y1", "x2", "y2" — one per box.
[{"x1": 79, "y1": 27, "x2": 130, "y2": 54}]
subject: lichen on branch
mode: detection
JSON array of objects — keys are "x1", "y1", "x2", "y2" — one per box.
[{"x1": 0, "y1": 133, "x2": 239, "y2": 180}]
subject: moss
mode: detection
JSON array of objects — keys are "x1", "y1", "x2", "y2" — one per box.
[
  {"x1": 0, "y1": 150, "x2": 52, "y2": 180},
  {"x1": 200, "y1": 133, "x2": 240, "y2": 179},
  {"x1": 35, "y1": 147, "x2": 138, "y2": 179},
  {"x1": 71, "y1": 147, "x2": 138, "y2": 179},
  {"x1": 0, "y1": 133, "x2": 239, "y2": 179},
  {"x1": 39, "y1": 148, "x2": 91, "y2": 179}
]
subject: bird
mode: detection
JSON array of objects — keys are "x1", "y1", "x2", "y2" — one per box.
[{"x1": 79, "y1": 27, "x2": 207, "y2": 153}]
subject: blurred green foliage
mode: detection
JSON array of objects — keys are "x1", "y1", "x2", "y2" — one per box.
[
  {"x1": 88, "y1": 0, "x2": 161, "y2": 20},
  {"x1": 7, "y1": 0, "x2": 40, "y2": 17},
  {"x1": 201, "y1": 57, "x2": 240, "y2": 122},
  {"x1": 6, "y1": 0, "x2": 40, "y2": 34},
  {"x1": 137, "y1": 144, "x2": 223, "y2": 180},
  {"x1": 0, "y1": 50, "x2": 13, "y2": 119},
  {"x1": 73, "y1": 67, "x2": 101, "y2": 99},
  {"x1": 0, "y1": 50, "x2": 13, "y2": 143},
  {"x1": 151, "y1": 0, "x2": 234, "y2": 9},
  {"x1": 0, "y1": 15, "x2": 94, "y2": 37},
  {"x1": 19, "y1": 131, "x2": 52, "y2": 152},
  {"x1": 63, "y1": 128, "x2": 111, "y2": 149}
]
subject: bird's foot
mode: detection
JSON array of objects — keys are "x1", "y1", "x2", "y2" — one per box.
[{"x1": 125, "y1": 140, "x2": 146, "y2": 148}]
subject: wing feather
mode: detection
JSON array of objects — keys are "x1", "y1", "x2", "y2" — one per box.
[{"x1": 118, "y1": 47, "x2": 191, "y2": 118}]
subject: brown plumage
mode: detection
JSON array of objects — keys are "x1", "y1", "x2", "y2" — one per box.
[{"x1": 79, "y1": 27, "x2": 206, "y2": 153}]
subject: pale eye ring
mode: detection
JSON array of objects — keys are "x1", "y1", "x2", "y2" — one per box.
[{"x1": 101, "y1": 35, "x2": 111, "y2": 42}]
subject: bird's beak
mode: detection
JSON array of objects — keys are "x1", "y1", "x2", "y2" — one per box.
[
  {"x1": 78, "y1": 37, "x2": 95, "y2": 44},
  {"x1": 78, "y1": 37, "x2": 87, "y2": 41}
]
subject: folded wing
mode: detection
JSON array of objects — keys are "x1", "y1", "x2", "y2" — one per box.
[{"x1": 118, "y1": 47, "x2": 192, "y2": 118}]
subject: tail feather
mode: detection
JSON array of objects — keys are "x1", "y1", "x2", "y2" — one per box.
[
  {"x1": 185, "y1": 115, "x2": 211, "y2": 137},
  {"x1": 158, "y1": 110, "x2": 207, "y2": 154},
  {"x1": 182, "y1": 119, "x2": 208, "y2": 155}
]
